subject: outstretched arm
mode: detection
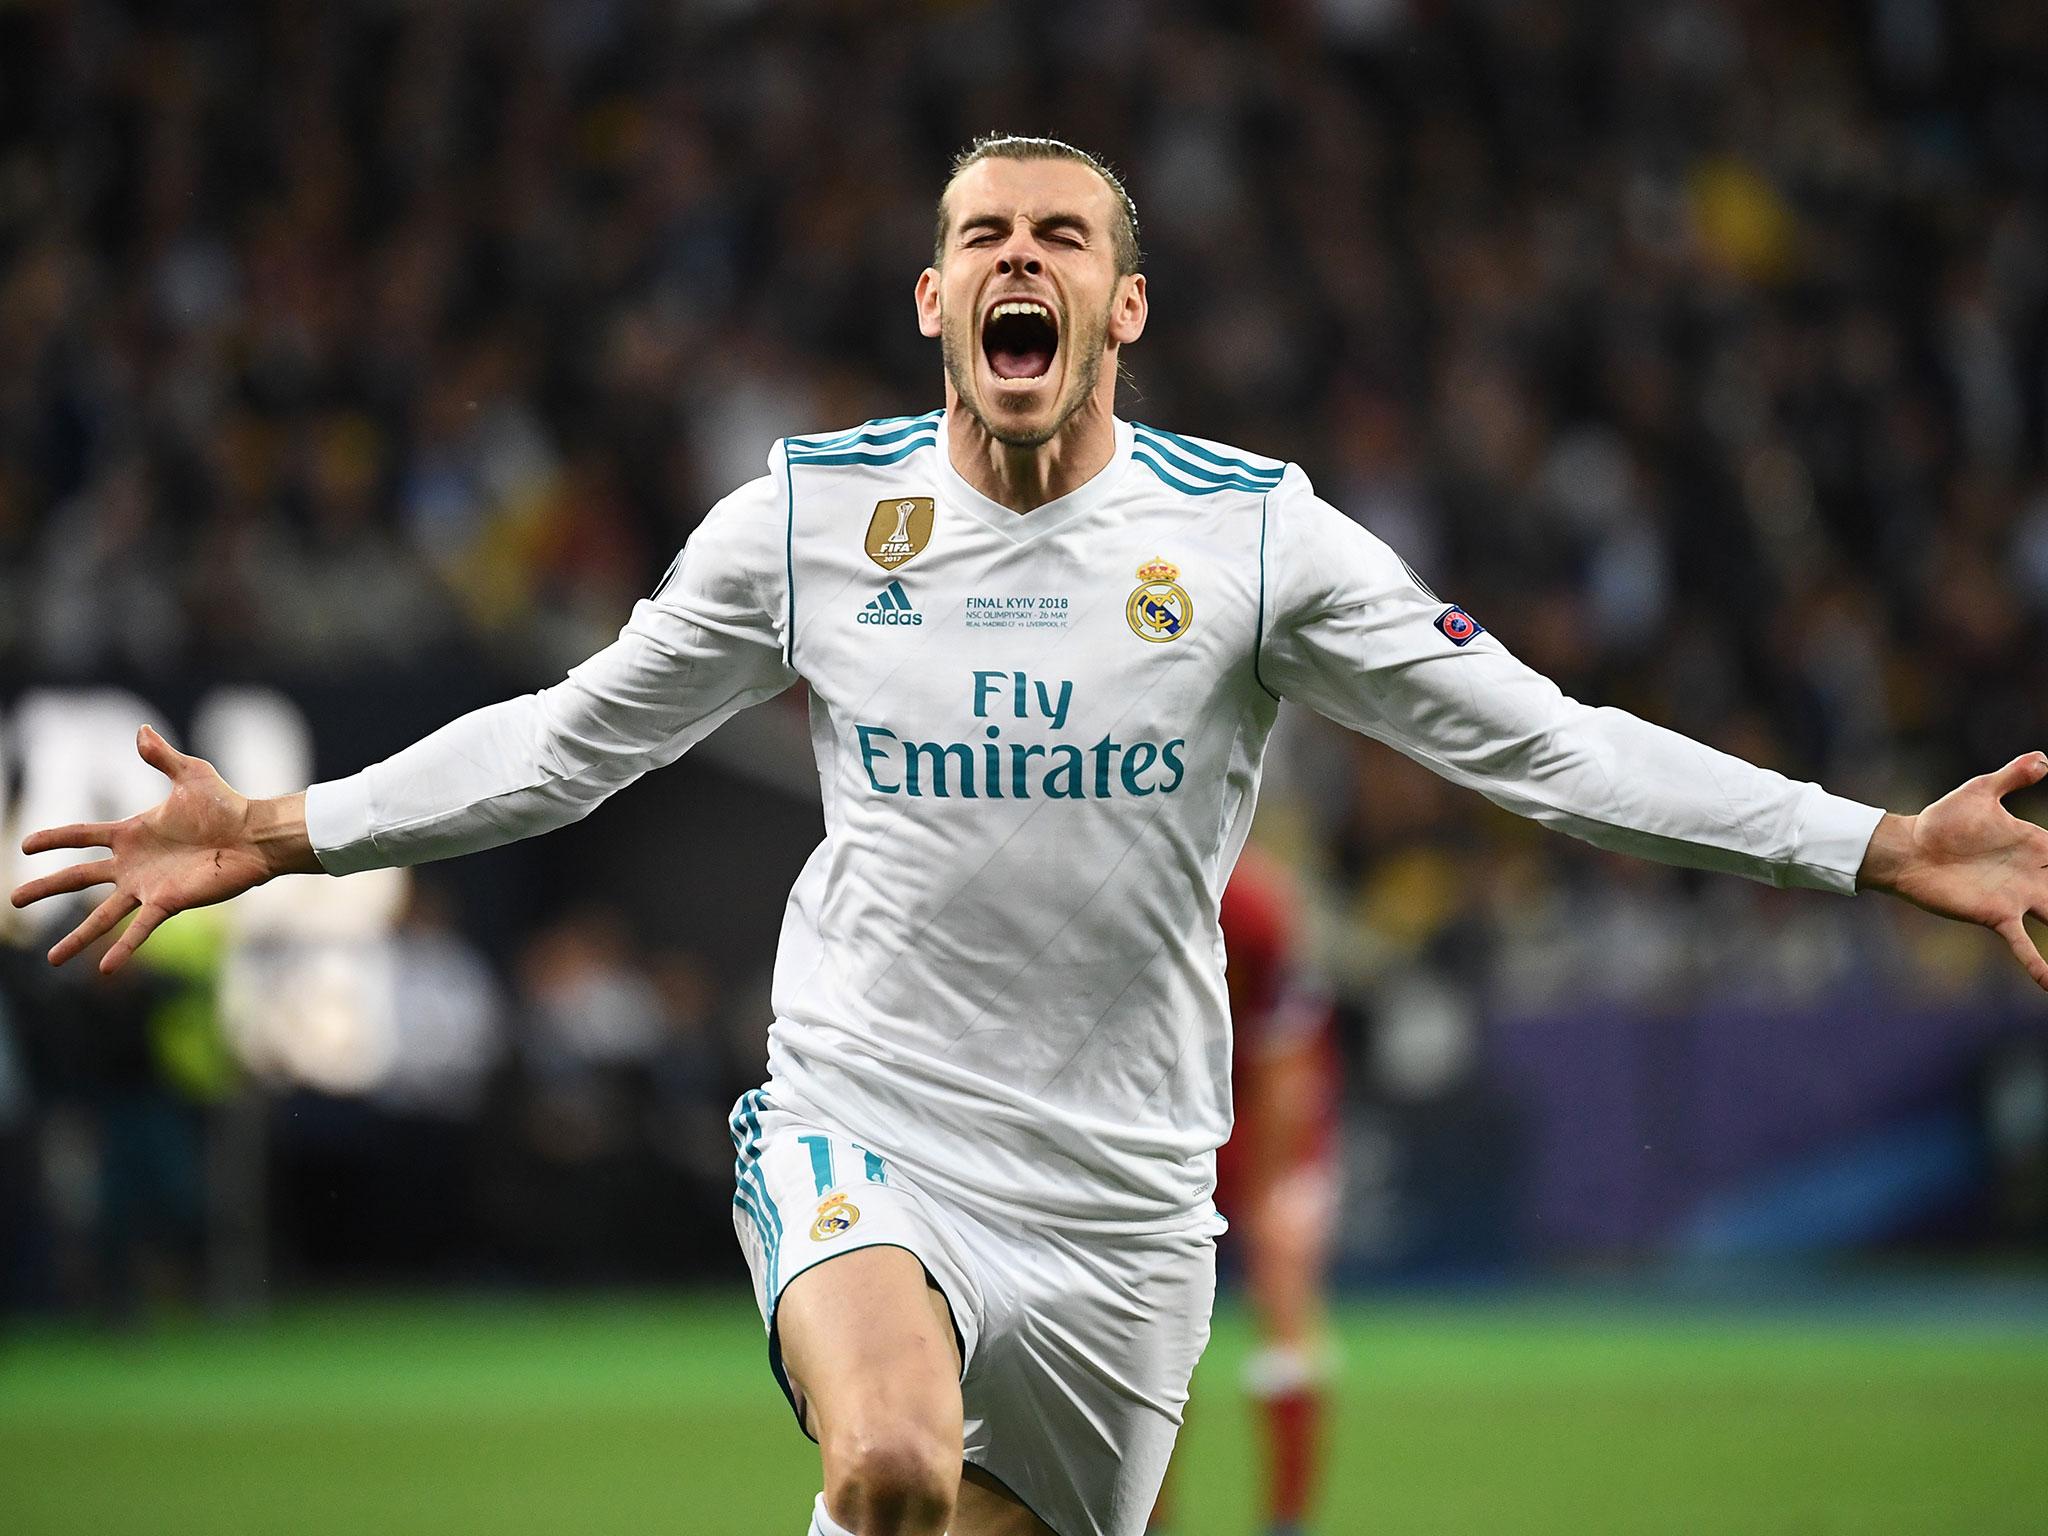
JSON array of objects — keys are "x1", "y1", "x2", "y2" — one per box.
[
  {"x1": 1856, "y1": 753, "x2": 2048, "y2": 991},
  {"x1": 1260, "y1": 472, "x2": 2048, "y2": 991},
  {"x1": 10, "y1": 726, "x2": 320, "y2": 973},
  {"x1": 12, "y1": 467, "x2": 795, "y2": 974}
]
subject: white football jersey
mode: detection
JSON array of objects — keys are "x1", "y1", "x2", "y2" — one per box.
[{"x1": 306, "y1": 411, "x2": 1883, "y2": 1231}]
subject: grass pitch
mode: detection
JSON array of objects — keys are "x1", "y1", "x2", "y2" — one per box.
[{"x1": 3, "y1": 1286, "x2": 2045, "y2": 1535}]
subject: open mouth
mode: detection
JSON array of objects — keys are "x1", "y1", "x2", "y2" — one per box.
[{"x1": 982, "y1": 299, "x2": 1059, "y2": 382}]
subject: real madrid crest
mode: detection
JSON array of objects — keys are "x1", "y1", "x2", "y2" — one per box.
[
  {"x1": 865, "y1": 497, "x2": 935, "y2": 570},
  {"x1": 810, "y1": 1192, "x2": 860, "y2": 1241},
  {"x1": 1127, "y1": 557, "x2": 1193, "y2": 643}
]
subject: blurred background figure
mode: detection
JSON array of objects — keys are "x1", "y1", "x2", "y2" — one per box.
[
  {"x1": 509, "y1": 906, "x2": 671, "y2": 1282},
  {"x1": 0, "y1": 917, "x2": 216, "y2": 1323},
  {"x1": 1155, "y1": 846, "x2": 1345, "y2": 1536}
]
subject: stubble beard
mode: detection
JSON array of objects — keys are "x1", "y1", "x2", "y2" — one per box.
[{"x1": 942, "y1": 299, "x2": 1109, "y2": 450}]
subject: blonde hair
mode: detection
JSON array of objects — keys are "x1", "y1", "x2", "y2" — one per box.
[{"x1": 935, "y1": 134, "x2": 1141, "y2": 275}]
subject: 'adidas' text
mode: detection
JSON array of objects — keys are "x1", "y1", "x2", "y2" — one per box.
[{"x1": 858, "y1": 580, "x2": 923, "y2": 627}]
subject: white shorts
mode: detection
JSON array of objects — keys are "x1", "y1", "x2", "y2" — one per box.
[{"x1": 729, "y1": 1087, "x2": 1216, "y2": 1536}]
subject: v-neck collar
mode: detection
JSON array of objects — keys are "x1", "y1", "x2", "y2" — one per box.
[{"x1": 937, "y1": 412, "x2": 1133, "y2": 543}]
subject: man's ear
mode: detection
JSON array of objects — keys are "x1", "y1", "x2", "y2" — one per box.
[
  {"x1": 1109, "y1": 273, "x2": 1147, "y2": 346},
  {"x1": 915, "y1": 267, "x2": 943, "y2": 339}
]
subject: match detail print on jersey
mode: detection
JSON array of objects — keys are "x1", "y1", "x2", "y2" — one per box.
[{"x1": 866, "y1": 496, "x2": 935, "y2": 569}]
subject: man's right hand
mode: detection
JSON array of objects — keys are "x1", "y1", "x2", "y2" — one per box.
[{"x1": 8, "y1": 725, "x2": 322, "y2": 974}]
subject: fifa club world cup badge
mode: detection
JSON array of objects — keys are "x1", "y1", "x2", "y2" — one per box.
[
  {"x1": 1127, "y1": 558, "x2": 1193, "y2": 643},
  {"x1": 810, "y1": 1192, "x2": 861, "y2": 1241},
  {"x1": 865, "y1": 497, "x2": 935, "y2": 570}
]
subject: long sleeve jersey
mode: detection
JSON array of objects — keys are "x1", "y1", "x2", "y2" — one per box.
[{"x1": 306, "y1": 413, "x2": 1883, "y2": 1232}]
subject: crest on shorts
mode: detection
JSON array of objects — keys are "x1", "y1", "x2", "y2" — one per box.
[
  {"x1": 810, "y1": 1192, "x2": 860, "y2": 1241},
  {"x1": 1127, "y1": 558, "x2": 1193, "y2": 644},
  {"x1": 866, "y1": 497, "x2": 935, "y2": 570}
]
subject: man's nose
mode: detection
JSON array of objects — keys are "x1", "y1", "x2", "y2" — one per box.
[{"x1": 995, "y1": 245, "x2": 1042, "y2": 277}]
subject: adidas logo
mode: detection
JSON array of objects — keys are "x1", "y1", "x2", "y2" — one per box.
[{"x1": 857, "y1": 579, "x2": 923, "y2": 627}]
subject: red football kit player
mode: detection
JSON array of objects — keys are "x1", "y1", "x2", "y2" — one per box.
[{"x1": 1156, "y1": 846, "x2": 1340, "y2": 1536}]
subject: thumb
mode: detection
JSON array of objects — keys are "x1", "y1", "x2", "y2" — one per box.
[
  {"x1": 137, "y1": 725, "x2": 195, "y2": 783},
  {"x1": 1984, "y1": 751, "x2": 2048, "y2": 801}
]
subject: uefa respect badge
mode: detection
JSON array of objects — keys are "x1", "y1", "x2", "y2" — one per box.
[{"x1": 1434, "y1": 605, "x2": 1483, "y2": 646}]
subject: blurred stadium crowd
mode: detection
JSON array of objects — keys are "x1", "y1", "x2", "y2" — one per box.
[{"x1": 4, "y1": 0, "x2": 2048, "y2": 1315}]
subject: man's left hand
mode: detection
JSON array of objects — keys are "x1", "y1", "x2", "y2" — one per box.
[{"x1": 1858, "y1": 752, "x2": 2048, "y2": 991}]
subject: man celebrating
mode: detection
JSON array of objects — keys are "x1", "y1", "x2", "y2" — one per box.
[{"x1": 14, "y1": 136, "x2": 2048, "y2": 1536}]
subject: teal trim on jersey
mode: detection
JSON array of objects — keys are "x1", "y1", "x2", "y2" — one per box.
[
  {"x1": 732, "y1": 1179, "x2": 773, "y2": 1238},
  {"x1": 786, "y1": 409, "x2": 941, "y2": 451},
  {"x1": 782, "y1": 442, "x2": 797, "y2": 669},
  {"x1": 733, "y1": 1185, "x2": 775, "y2": 1270},
  {"x1": 651, "y1": 547, "x2": 682, "y2": 600},
  {"x1": 1133, "y1": 448, "x2": 1281, "y2": 498},
  {"x1": 743, "y1": 1094, "x2": 783, "y2": 1300},
  {"x1": 1132, "y1": 423, "x2": 1285, "y2": 482},
  {"x1": 799, "y1": 1134, "x2": 836, "y2": 1195},
  {"x1": 1135, "y1": 447, "x2": 1283, "y2": 490},
  {"x1": 860, "y1": 1148, "x2": 887, "y2": 1184},
  {"x1": 729, "y1": 1090, "x2": 782, "y2": 1300},
  {"x1": 785, "y1": 411, "x2": 942, "y2": 456},
  {"x1": 785, "y1": 417, "x2": 920, "y2": 452},
  {"x1": 729, "y1": 1098, "x2": 776, "y2": 1269},
  {"x1": 1255, "y1": 493, "x2": 1280, "y2": 701},
  {"x1": 1133, "y1": 429, "x2": 1284, "y2": 491},
  {"x1": 786, "y1": 428, "x2": 937, "y2": 462},
  {"x1": 785, "y1": 435, "x2": 937, "y2": 469}
]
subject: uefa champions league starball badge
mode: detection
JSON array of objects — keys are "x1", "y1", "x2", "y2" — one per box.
[{"x1": 1127, "y1": 558, "x2": 1193, "y2": 643}]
